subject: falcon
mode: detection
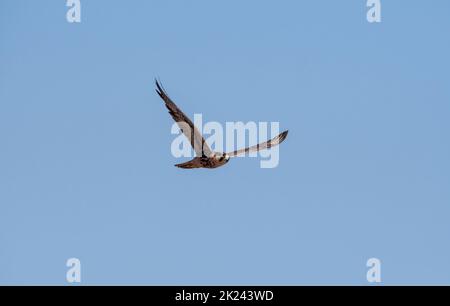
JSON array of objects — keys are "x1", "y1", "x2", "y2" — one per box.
[{"x1": 155, "y1": 80, "x2": 288, "y2": 169}]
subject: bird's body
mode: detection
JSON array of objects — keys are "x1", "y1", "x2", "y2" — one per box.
[
  {"x1": 155, "y1": 80, "x2": 288, "y2": 169},
  {"x1": 175, "y1": 153, "x2": 230, "y2": 169}
]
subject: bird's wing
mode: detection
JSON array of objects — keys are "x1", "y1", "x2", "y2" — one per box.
[
  {"x1": 226, "y1": 130, "x2": 288, "y2": 157},
  {"x1": 155, "y1": 80, "x2": 212, "y2": 157}
]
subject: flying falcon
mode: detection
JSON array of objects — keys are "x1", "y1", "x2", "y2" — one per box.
[{"x1": 155, "y1": 80, "x2": 288, "y2": 169}]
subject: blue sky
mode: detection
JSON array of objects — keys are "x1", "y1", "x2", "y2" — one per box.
[{"x1": 1, "y1": 0, "x2": 449, "y2": 285}]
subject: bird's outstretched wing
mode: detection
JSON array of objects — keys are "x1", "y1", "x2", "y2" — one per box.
[
  {"x1": 226, "y1": 130, "x2": 288, "y2": 157},
  {"x1": 155, "y1": 80, "x2": 212, "y2": 157}
]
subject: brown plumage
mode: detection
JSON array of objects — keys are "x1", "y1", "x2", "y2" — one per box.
[{"x1": 155, "y1": 79, "x2": 288, "y2": 169}]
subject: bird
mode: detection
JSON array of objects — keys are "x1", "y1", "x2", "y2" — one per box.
[{"x1": 155, "y1": 80, "x2": 288, "y2": 169}]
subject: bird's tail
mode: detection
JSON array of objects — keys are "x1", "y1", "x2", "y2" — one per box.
[{"x1": 175, "y1": 158, "x2": 202, "y2": 169}]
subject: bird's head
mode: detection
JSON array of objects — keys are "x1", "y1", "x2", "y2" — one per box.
[{"x1": 215, "y1": 153, "x2": 230, "y2": 163}]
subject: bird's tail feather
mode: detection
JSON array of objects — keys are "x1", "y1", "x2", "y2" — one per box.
[{"x1": 175, "y1": 158, "x2": 202, "y2": 169}]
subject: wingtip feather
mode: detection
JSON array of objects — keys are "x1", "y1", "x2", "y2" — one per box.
[{"x1": 278, "y1": 130, "x2": 288, "y2": 143}]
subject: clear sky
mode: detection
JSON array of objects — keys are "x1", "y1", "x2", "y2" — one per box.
[{"x1": 1, "y1": 0, "x2": 449, "y2": 285}]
